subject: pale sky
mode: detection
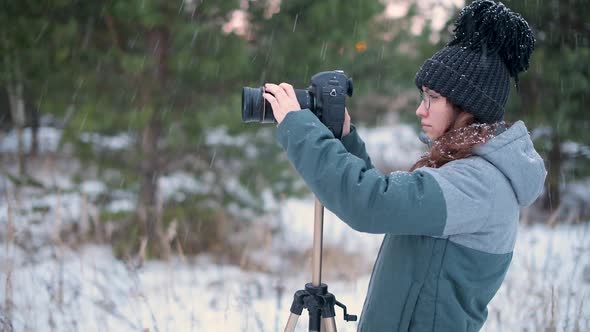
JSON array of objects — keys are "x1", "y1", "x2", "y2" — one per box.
[
  {"x1": 223, "y1": 0, "x2": 466, "y2": 38},
  {"x1": 384, "y1": 0, "x2": 466, "y2": 36}
]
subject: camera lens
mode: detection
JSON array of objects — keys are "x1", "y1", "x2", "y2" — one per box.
[
  {"x1": 242, "y1": 87, "x2": 276, "y2": 123},
  {"x1": 241, "y1": 86, "x2": 315, "y2": 123}
]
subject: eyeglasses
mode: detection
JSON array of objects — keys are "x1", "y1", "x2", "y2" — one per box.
[{"x1": 419, "y1": 90, "x2": 432, "y2": 111}]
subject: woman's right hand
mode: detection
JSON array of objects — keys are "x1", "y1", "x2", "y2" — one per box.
[{"x1": 342, "y1": 107, "x2": 351, "y2": 137}]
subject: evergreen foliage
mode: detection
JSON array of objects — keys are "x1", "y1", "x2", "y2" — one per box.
[{"x1": 501, "y1": 0, "x2": 590, "y2": 209}]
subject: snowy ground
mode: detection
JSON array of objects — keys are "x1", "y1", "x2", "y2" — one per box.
[
  {"x1": 2, "y1": 210, "x2": 588, "y2": 332},
  {"x1": 1, "y1": 124, "x2": 589, "y2": 331}
]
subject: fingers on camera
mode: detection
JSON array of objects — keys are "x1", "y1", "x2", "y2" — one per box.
[
  {"x1": 278, "y1": 83, "x2": 296, "y2": 98},
  {"x1": 264, "y1": 83, "x2": 280, "y2": 96},
  {"x1": 265, "y1": 82, "x2": 291, "y2": 99},
  {"x1": 262, "y1": 93, "x2": 278, "y2": 106}
]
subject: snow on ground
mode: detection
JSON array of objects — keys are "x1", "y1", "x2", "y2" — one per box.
[
  {"x1": 1, "y1": 219, "x2": 588, "y2": 331},
  {"x1": 0, "y1": 126, "x2": 134, "y2": 154},
  {"x1": 354, "y1": 124, "x2": 426, "y2": 171},
  {"x1": 0, "y1": 242, "x2": 369, "y2": 332},
  {"x1": 484, "y1": 223, "x2": 590, "y2": 331},
  {"x1": 79, "y1": 132, "x2": 133, "y2": 151},
  {"x1": 0, "y1": 127, "x2": 62, "y2": 154}
]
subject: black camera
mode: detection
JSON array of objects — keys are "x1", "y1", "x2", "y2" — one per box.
[{"x1": 241, "y1": 70, "x2": 353, "y2": 138}]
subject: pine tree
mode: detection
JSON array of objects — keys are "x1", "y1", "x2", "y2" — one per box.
[{"x1": 503, "y1": 0, "x2": 590, "y2": 211}]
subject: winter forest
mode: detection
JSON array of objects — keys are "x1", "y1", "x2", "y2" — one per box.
[{"x1": 0, "y1": 0, "x2": 589, "y2": 331}]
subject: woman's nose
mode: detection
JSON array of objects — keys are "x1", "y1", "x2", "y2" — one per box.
[{"x1": 416, "y1": 103, "x2": 428, "y2": 118}]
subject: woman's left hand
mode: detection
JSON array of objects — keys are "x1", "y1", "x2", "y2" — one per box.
[{"x1": 263, "y1": 83, "x2": 301, "y2": 125}]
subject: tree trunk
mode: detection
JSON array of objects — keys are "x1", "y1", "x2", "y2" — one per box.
[
  {"x1": 138, "y1": 110, "x2": 169, "y2": 258},
  {"x1": 6, "y1": 80, "x2": 27, "y2": 177},
  {"x1": 136, "y1": 26, "x2": 171, "y2": 259},
  {"x1": 544, "y1": 131, "x2": 561, "y2": 212},
  {"x1": 29, "y1": 102, "x2": 39, "y2": 156}
]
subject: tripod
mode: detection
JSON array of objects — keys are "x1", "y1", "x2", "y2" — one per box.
[{"x1": 284, "y1": 198, "x2": 357, "y2": 332}]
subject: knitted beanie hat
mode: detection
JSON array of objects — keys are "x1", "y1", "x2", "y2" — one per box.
[{"x1": 414, "y1": 0, "x2": 535, "y2": 123}]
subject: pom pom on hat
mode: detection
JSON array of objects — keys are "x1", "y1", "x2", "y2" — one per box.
[{"x1": 448, "y1": 0, "x2": 535, "y2": 86}]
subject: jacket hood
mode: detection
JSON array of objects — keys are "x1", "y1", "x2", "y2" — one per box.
[{"x1": 473, "y1": 121, "x2": 547, "y2": 207}]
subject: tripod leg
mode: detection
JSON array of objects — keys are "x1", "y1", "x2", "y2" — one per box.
[
  {"x1": 312, "y1": 198, "x2": 324, "y2": 286},
  {"x1": 322, "y1": 317, "x2": 337, "y2": 332},
  {"x1": 284, "y1": 313, "x2": 299, "y2": 332}
]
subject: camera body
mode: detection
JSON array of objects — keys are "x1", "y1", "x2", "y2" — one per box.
[{"x1": 242, "y1": 70, "x2": 353, "y2": 138}]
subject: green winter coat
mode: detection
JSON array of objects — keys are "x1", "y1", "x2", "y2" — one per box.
[{"x1": 276, "y1": 110, "x2": 546, "y2": 331}]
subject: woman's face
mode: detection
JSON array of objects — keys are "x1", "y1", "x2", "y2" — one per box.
[{"x1": 415, "y1": 86, "x2": 458, "y2": 140}]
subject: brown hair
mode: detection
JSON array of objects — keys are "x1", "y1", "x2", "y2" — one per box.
[{"x1": 409, "y1": 104, "x2": 506, "y2": 172}]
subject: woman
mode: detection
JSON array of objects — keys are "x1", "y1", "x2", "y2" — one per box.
[{"x1": 263, "y1": 1, "x2": 546, "y2": 330}]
